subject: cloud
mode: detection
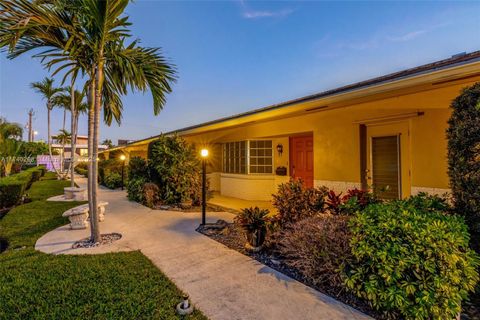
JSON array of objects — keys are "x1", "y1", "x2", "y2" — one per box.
[
  {"x1": 386, "y1": 23, "x2": 449, "y2": 42},
  {"x1": 239, "y1": 0, "x2": 294, "y2": 19},
  {"x1": 243, "y1": 8, "x2": 294, "y2": 19},
  {"x1": 386, "y1": 29, "x2": 428, "y2": 42}
]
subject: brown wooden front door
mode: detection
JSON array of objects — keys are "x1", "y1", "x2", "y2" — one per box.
[{"x1": 289, "y1": 134, "x2": 314, "y2": 188}]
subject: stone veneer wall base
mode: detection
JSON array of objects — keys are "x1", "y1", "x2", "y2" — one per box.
[{"x1": 314, "y1": 180, "x2": 362, "y2": 193}]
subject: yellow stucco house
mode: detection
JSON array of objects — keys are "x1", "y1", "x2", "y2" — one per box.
[{"x1": 102, "y1": 51, "x2": 480, "y2": 201}]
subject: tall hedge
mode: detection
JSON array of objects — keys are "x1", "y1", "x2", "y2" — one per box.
[
  {"x1": 148, "y1": 135, "x2": 202, "y2": 205},
  {"x1": 447, "y1": 82, "x2": 480, "y2": 242}
]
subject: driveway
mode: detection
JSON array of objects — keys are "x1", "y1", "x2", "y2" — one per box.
[{"x1": 36, "y1": 177, "x2": 371, "y2": 320}]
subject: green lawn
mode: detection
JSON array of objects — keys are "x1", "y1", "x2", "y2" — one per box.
[{"x1": 0, "y1": 175, "x2": 207, "y2": 320}]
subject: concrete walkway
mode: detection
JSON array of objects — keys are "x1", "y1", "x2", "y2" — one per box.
[{"x1": 36, "y1": 177, "x2": 371, "y2": 320}]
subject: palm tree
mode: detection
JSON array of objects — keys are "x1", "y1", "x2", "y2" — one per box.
[
  {"x1": 0, "y1": 139, "x2": 22, "y2": 176},
  {"x1": 53, "y1": 89, "x2": 88, "y2": 186},
  {"x1": 101, "y1": 139, "x2": 114, "y2": 148},
  {"x1": 55, "y1": 129, "x2": 71, "y2": 145},
  {"x1": 0, "y1": 0, "x2": 176, "y2": 243},
  {"x1": 30, "y1": 77, "x2": 63, "y2": 173},
  {"x1": 0, "y1": 117, "x2": 23, "y2": 142}
]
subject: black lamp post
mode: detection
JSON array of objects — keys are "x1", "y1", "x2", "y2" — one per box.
[
  {"x1": 200, "y1": 148, "x2": 208, "y2": 225},
  {"x1": 120, "y1": 154, "x2": 126, "y2": 190}
]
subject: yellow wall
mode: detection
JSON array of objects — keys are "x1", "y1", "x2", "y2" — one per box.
[
  {"x1": 103, "y1": 79, "x2": 479, "y2": 200},
  {"x1": 182, "y1": 82, "x2": 476, "y2": 197}
]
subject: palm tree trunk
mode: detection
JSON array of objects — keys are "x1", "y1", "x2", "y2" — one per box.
[
  {"x1": 88, "y1": 67, "x2": 100, "y2": 243},
  {"x1": 91, "y1": 60, "x2": 104, "y2": 243},
  {"x1": 63, "y1": 109, "x2": 66, "y2": 132},
  {"x1": 46, "y1": 105, "x2": 59, "y2": 174},
  {"x1": 70, "y1": 84, "x2": 76, "y2": 188}
]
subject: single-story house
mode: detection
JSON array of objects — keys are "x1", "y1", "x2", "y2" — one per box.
[
  {"x1": 52, "y1": 135, "x2": 108, "y2": 159},
  {"x1": 101, "y1": 51, "x2": 480, "y2": 201}
]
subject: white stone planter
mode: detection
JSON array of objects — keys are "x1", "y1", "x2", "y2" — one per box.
[
  {"x1": 62, "y1": 201, "x2": 109, "y2": 230},
  {"x1": 64, "y1": 187, "x2": 87, "y2": 201}
]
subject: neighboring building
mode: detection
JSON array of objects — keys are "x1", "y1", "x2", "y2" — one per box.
[
  {"x1": 101, "y1": 51, "x2": 480, "y2": 201},
  {"x1": 52, "y1": 135, "x2": 108, "y2": 159},
  {"x1": 118, "y1": 139, "x2": 134, "y2": 146}
]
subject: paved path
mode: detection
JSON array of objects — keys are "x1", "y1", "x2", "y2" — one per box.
[{"x1": 36, "y1": 177, "x2": 371, "y2": 320}]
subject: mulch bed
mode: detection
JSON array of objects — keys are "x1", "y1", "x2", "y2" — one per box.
[
  {"x1": 197, "y1": 220, "x2": 384, "y2": 319},
  {"x1": 72, "y1": 233, "x2": 122, "y2": 249}
]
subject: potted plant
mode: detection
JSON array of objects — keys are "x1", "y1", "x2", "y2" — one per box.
[{"x1": 234, "y1": 206, "x2": 270, "y2": 252}]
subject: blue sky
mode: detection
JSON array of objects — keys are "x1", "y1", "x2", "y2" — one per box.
[{"x1": 1, "y1": 0, "x2": 479, "y2": 143}]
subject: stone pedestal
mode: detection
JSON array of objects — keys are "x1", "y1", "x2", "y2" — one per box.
[{"x1": 64, "y1": 187, "x2": 87, "y2": 201}]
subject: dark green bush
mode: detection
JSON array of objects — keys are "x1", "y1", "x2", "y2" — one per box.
[
  {"x1": 128, "y1": 157, "x2": 148, "y2": 180},
  {"x1": 148, "y1": 135, "x2": 203, "y2": 205},
  {"x1": 74, "y1": 167, "x2": 87, "y2": 177},
  {"x1": 103, "y1": 172, "x2": 122, "y2": 189},
  {"x1": 272, "y1": 179, "x2": 328, "y2": 228},
  {"x1": 405, "y1": 192, "x2": 450, "y2": 212},
  {"x1": 98, "y1": 159, "x2": 124, "y2": 185},
  {"x1": 0, "y1": 178, "x2": 27, "y2": 208},
  {"x1": 75, "y1": 161, "x2": 88, "y2": 170},
  {"x1": 447, "y1": 82, "x2": 480, "y2": 241},
  {"x1": 127, "y1": 177, "x2": 146, "y2": 203},
  {"x1": 0, "y1": 167, "x2": 42, "y2": 207},
  {"x1": 345, "y1": 201, "x2": 479, "y2": 319}
]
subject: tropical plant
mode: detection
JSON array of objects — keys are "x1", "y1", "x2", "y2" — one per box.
[
  {"x1": 344, "y1": 201, "x2": 480, "y2": 319},
  {"x1": 0, "y1": 117, "x2": 22, "y2": 142},
  {"x1": 0, "y1": 139, "x2": 22, "y2": 176},
  {"x1": 53, "y1": 88, "x2": 88, "y2": 186},
  {"x1": 235, "y1": 207, "x2": 270, "y2": 249},
  {"x1": 325, "y1": 190, "x2": 343, "y2": 215},
  {"x1": 447, "y1": 82, "x2": 480, "y2": 247},
  {"x1": 272, "y1": 179, "x2": 328, "y2": 229},
  {"x1": 101, "y1": 139, "x2": 114, "y2": 148},
  {"x1": 1, "y1": 0, "x2": 176, "y2": 242},
  {"x1": 18, "y1": 141, "x2": 49, "y2": 158},
  {"x1": 338, "y1": 188, "x2": 379, "y2": 215},
  {"x1": 30, "y1": 77, "x2": 63, "y2": 174}
]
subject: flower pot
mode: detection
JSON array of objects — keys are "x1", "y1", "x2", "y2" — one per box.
[{"x1": 244, "y1": 226, "x2": 267, "y2": 252}]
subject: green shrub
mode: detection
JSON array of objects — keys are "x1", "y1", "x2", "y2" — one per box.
[
  {"x1": 98, "y1": 159, "x2": 124, "y2": 185},
  {"x1": 0, "y1": 178, "x2": 27, "y2": 208},
  {"x1": 148, "y1": 135, "x2": 203, "y2": 205},
  {"x1": 345, "y1": 201, "x2": 480, "y2": 319},
  {"x1": 275, "y1": 215, "x2": 351, "y2": 293},
  {"x1": 0, "y1": 167, "x2": 41, "y2": 207},
  {"x1": 128, "y1": 157, "x2": 148, "y2": 180},
  {"x1": 103, "y1": 172, "x2": 122, "y2": 189},
  {"x1": 406, "y1": 192, "x2": 451, "y2": 212},
  {"x1": 75, "y1": 161, "x2": 88, "y2": 170},
  {"x1": 272, "y1": 179, "x2": 328, "y2": 228},
  {"x1": 447, "y1": 82, "x2": 480, "y2": 240},
  {"x1": 127, "y1": 177, "x2": 146, "y2": 203}
]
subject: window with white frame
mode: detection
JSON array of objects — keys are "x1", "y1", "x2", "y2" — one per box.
[{"x1": 222, "y1": 140, "x2": 273, "y2": 174}]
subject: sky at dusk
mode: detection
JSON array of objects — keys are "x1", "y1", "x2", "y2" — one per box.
[{"x1": 0, "y1": 0, "x2": 479, "y2": 143}]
